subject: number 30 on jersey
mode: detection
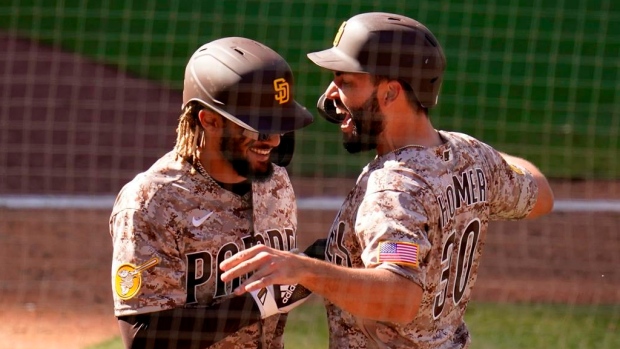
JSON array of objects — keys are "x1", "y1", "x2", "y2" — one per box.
[{"x1": 433, "y1": 219, "x2": 481, "y2": 319}]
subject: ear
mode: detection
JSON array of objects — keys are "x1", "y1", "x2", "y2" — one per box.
[
  {"x1": 382, "y1": 81, "x2": 401, "y2": 105},
  {"x1": 198, "y1": 109, "x2": 224, "y2": 136}
]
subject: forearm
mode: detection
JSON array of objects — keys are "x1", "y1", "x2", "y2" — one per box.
[{"x1": 299, "y1": 257, "x2": 422, "y2": 323}]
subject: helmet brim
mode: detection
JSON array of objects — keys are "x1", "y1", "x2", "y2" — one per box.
[
  {"x1": 265, "y1": 100, "x2": 314, "y2": 133},
  {"x1": 186, "y1": 98, "x2": 314, "y2": 134},
  {"x1": 307, "y1": 47, "x2": 364, "y2": 73}
]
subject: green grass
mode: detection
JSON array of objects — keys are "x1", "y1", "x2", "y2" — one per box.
[
  {"x1": 1, "y1": 0, "x2": 619, "y2": 178},
  {"x1": 87, "y1": 301, "x2": 620, "y2": 349},
  {"x1": 465, "y1": 302, "x2": 620, "y2": 349}
]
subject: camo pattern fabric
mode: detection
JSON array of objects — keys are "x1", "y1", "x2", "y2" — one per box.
[
  {"x1": 324, "y1": 131, "x2": 538, "y2": 349},
  {"x1": 110, "y1": 150, "x2": 297, "y2": 349}
]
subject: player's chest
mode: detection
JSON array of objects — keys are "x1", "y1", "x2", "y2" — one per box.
[
  {"x1": 325, "y1": 191, "x2": 366, "y2": 268},
  {"x1": 179, "y1": 207, "x2": 295, "y2": 252},
  {"x1": 180, "y1": 210, "x2": 297, "y2": 304}
]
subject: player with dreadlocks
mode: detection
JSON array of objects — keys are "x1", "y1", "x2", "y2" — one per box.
[{"x1": 110, "y1": 37, "x2": 313, "y2": 349}]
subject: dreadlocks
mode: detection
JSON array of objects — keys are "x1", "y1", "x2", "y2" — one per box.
[{"x1": 174, "y1": 101, "x2": 204, "y2": 172}]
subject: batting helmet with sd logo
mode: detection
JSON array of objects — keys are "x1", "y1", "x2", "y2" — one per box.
[
  {"x1": 307, "y1": 12, "x2": 446, "y2": 122},
  {"x1": 182, "y1": 37, "x2": 313, "y2": 165}
]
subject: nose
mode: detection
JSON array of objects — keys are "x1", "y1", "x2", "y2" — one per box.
[
  {"x1": 324, "y1": 81, "x2": 340, "y2": 100},
  {"x1": 258, "y1": 133, "x2": 281, "y2": 147}
]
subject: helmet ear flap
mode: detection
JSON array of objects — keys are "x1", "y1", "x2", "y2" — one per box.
[
  {"x1": 317, "y1": 94, "x2": 344, "y2": 124},
  {"x1": 270, "y1": 132, "x2": 295, "y2": 167}
]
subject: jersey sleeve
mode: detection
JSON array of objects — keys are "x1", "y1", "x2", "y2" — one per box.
[
  {"x1": 481, "y1": 144, "x2": 539, "y2": 220},
  {"x1": 110, "y1": 199, "x2": 187, "y2": 316},
  {"x1": 356, "y1": 170, "x2": 432, "y2": 288}
]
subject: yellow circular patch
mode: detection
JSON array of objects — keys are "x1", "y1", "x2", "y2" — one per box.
[{"x1": 114, "y1": 263, "x2": 142, "y2": 300}]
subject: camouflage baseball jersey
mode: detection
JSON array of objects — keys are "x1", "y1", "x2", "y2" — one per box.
[
  {"x1": 110, "y1": 150, "x2": 298, "y2": 349},
  {"x1": 324, "y1": 131, "x2": 538, "y2": 349}
]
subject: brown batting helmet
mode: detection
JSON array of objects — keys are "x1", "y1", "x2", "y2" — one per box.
[
  {"x1": 308, "y1": 12, "x2": 446, "y2": 110},
  {"x1": 183, "y1": 37, "x2": 313, "y2": 135}
]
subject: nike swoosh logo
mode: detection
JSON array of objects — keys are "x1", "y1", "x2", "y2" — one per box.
[
  {"x1": 172, "y1": 183, "x2": 190, "y2": 191},
  {"x1": 192, "y1": 212, "x2": 213, "y2": 227}
]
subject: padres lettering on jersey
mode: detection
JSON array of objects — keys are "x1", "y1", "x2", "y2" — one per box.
[
  {"x1": 185, "y1": 228, "x2": 294, "y2": 303},
  {"x1": 325, "y1": 221, "x2": 352, "y2": 267}
]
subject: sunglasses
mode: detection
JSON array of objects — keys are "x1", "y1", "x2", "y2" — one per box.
[
  {"x1": 196, "y1": 102, "x2": 282, "y2": 142},
  {"x1": 241, "y1": 129, "x2": 283, "y2": 141}
]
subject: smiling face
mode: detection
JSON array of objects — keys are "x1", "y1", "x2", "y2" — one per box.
[
  {"x1": 326, "y1": 72, "x2": 386, "y2": 154},
  {"x1": 220, "y1": 120, "x2": 280, "y2": 182}
]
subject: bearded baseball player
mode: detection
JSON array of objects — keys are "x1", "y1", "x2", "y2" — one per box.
[
  {"x1": 110, "y1": 37, "x2": 313, "y2": 348},
  {"x1": 220, "y1": 12, "x2": 555, "y2": 348}
]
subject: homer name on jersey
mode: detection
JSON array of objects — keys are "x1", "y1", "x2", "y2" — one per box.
[{"x1": 436, "y1": 168, "x2": 487, "y2": 229}]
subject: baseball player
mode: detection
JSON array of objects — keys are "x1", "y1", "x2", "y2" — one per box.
[
  {"x1": 219, "y1": 12, "x2": 554, "y2": 348},
  {"x1": 110, "y1": 37, "x2": 313, "y2": 349}
]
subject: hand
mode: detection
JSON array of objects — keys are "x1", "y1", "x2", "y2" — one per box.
[{"x1": 220, "y1": 244, "x2": 304, "y2": 295}]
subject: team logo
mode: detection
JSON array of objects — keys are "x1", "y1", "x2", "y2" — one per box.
[
  {"x1": 333, "y1": 21, "x2": 347, "y2": 46},
  {"x1": 273, "y1": 78, "x2": 290, "y2": 104},
  {"x1": 114, "y1": 257, "x2": 160, "y2": 300}
]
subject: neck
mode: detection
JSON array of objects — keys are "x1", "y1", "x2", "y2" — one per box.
[
  {"x1": 376, "y1": 112, "x2": 442, "y2": 156},
  {"x1": 197, "y1": 149, "x2": 246, "y2": 184}
]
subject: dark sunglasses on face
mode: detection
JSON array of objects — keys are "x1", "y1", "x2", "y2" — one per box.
[
  {"x1": 204, "y1": 105, "x2": 282, "y2": 141},
  {"x1": 241, "y1": 129, "x2": 282, "y2": 141}
]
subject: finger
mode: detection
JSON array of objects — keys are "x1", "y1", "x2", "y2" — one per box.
[
  {"x1": 220, "y1": 244, "x2": 266, "y2": 271},
  {"x1": 221, "y1": 260, "x2": 259, "y2": 283},
  {"x1": 229, "y1": 263, "x2": 272, "y2": 295},
  {"x1": 221, "y1": 252, "x2": 273, "y2": 282},
  {"x1": 234, "y1": 274, "x2": 274, "y2": 295}
]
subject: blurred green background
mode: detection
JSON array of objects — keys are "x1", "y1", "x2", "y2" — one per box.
[
  {"x1": 2, "y1": 0, "x2": 618, "y2": 178},
  {"x1": 87, "y1": 301, "x2": 620, "y2": 349}
]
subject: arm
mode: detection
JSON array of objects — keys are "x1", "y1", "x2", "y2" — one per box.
[
  {"x1": 300, "y1": 256, "x2": 423, "y2": 323},
  {"x1": 221, "y1": 244, "x2": 422, "y2": 324},
  {"x1": 500, "y1": 152, "x2": 554, "y2": 218}
]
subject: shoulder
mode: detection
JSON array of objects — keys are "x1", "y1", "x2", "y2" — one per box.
[
  {"x1": 439, "y1": 131, "x2": 505, "y2": 169},
  {"x1": 271, "y1": 164, "x2": 293, "y2": 184},
  {"x1": 111, "y1": 151, "x2": 190, "y2": 216},
  {"x1": 252, "y1": 164, "x2": 296, "y2": 205},
  {"x1": 366, "y1": 163, "x2": 426, "y2": 196},
  {"x1": 263, "y1": 164, "x2": 294, "y2": 192},
  {"x1": 440, "y1": 131, "x2": 488, "y2": 150}
]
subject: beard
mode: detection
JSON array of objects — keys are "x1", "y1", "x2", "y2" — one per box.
[
  {"x1": 342, "y1": 90, "x2": 385, "y2": 154},
  {"x1": 220, "y1": 127, "x2": 274, "y2": 182}
]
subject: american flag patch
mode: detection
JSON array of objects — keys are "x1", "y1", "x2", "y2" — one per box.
[{"x1": 378, "y1": 241, "x2": 419, "y2": 266}]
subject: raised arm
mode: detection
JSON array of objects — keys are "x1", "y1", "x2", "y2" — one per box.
[{"x1": 500, "y1": 152, "x2": 554, "y2": 218}]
